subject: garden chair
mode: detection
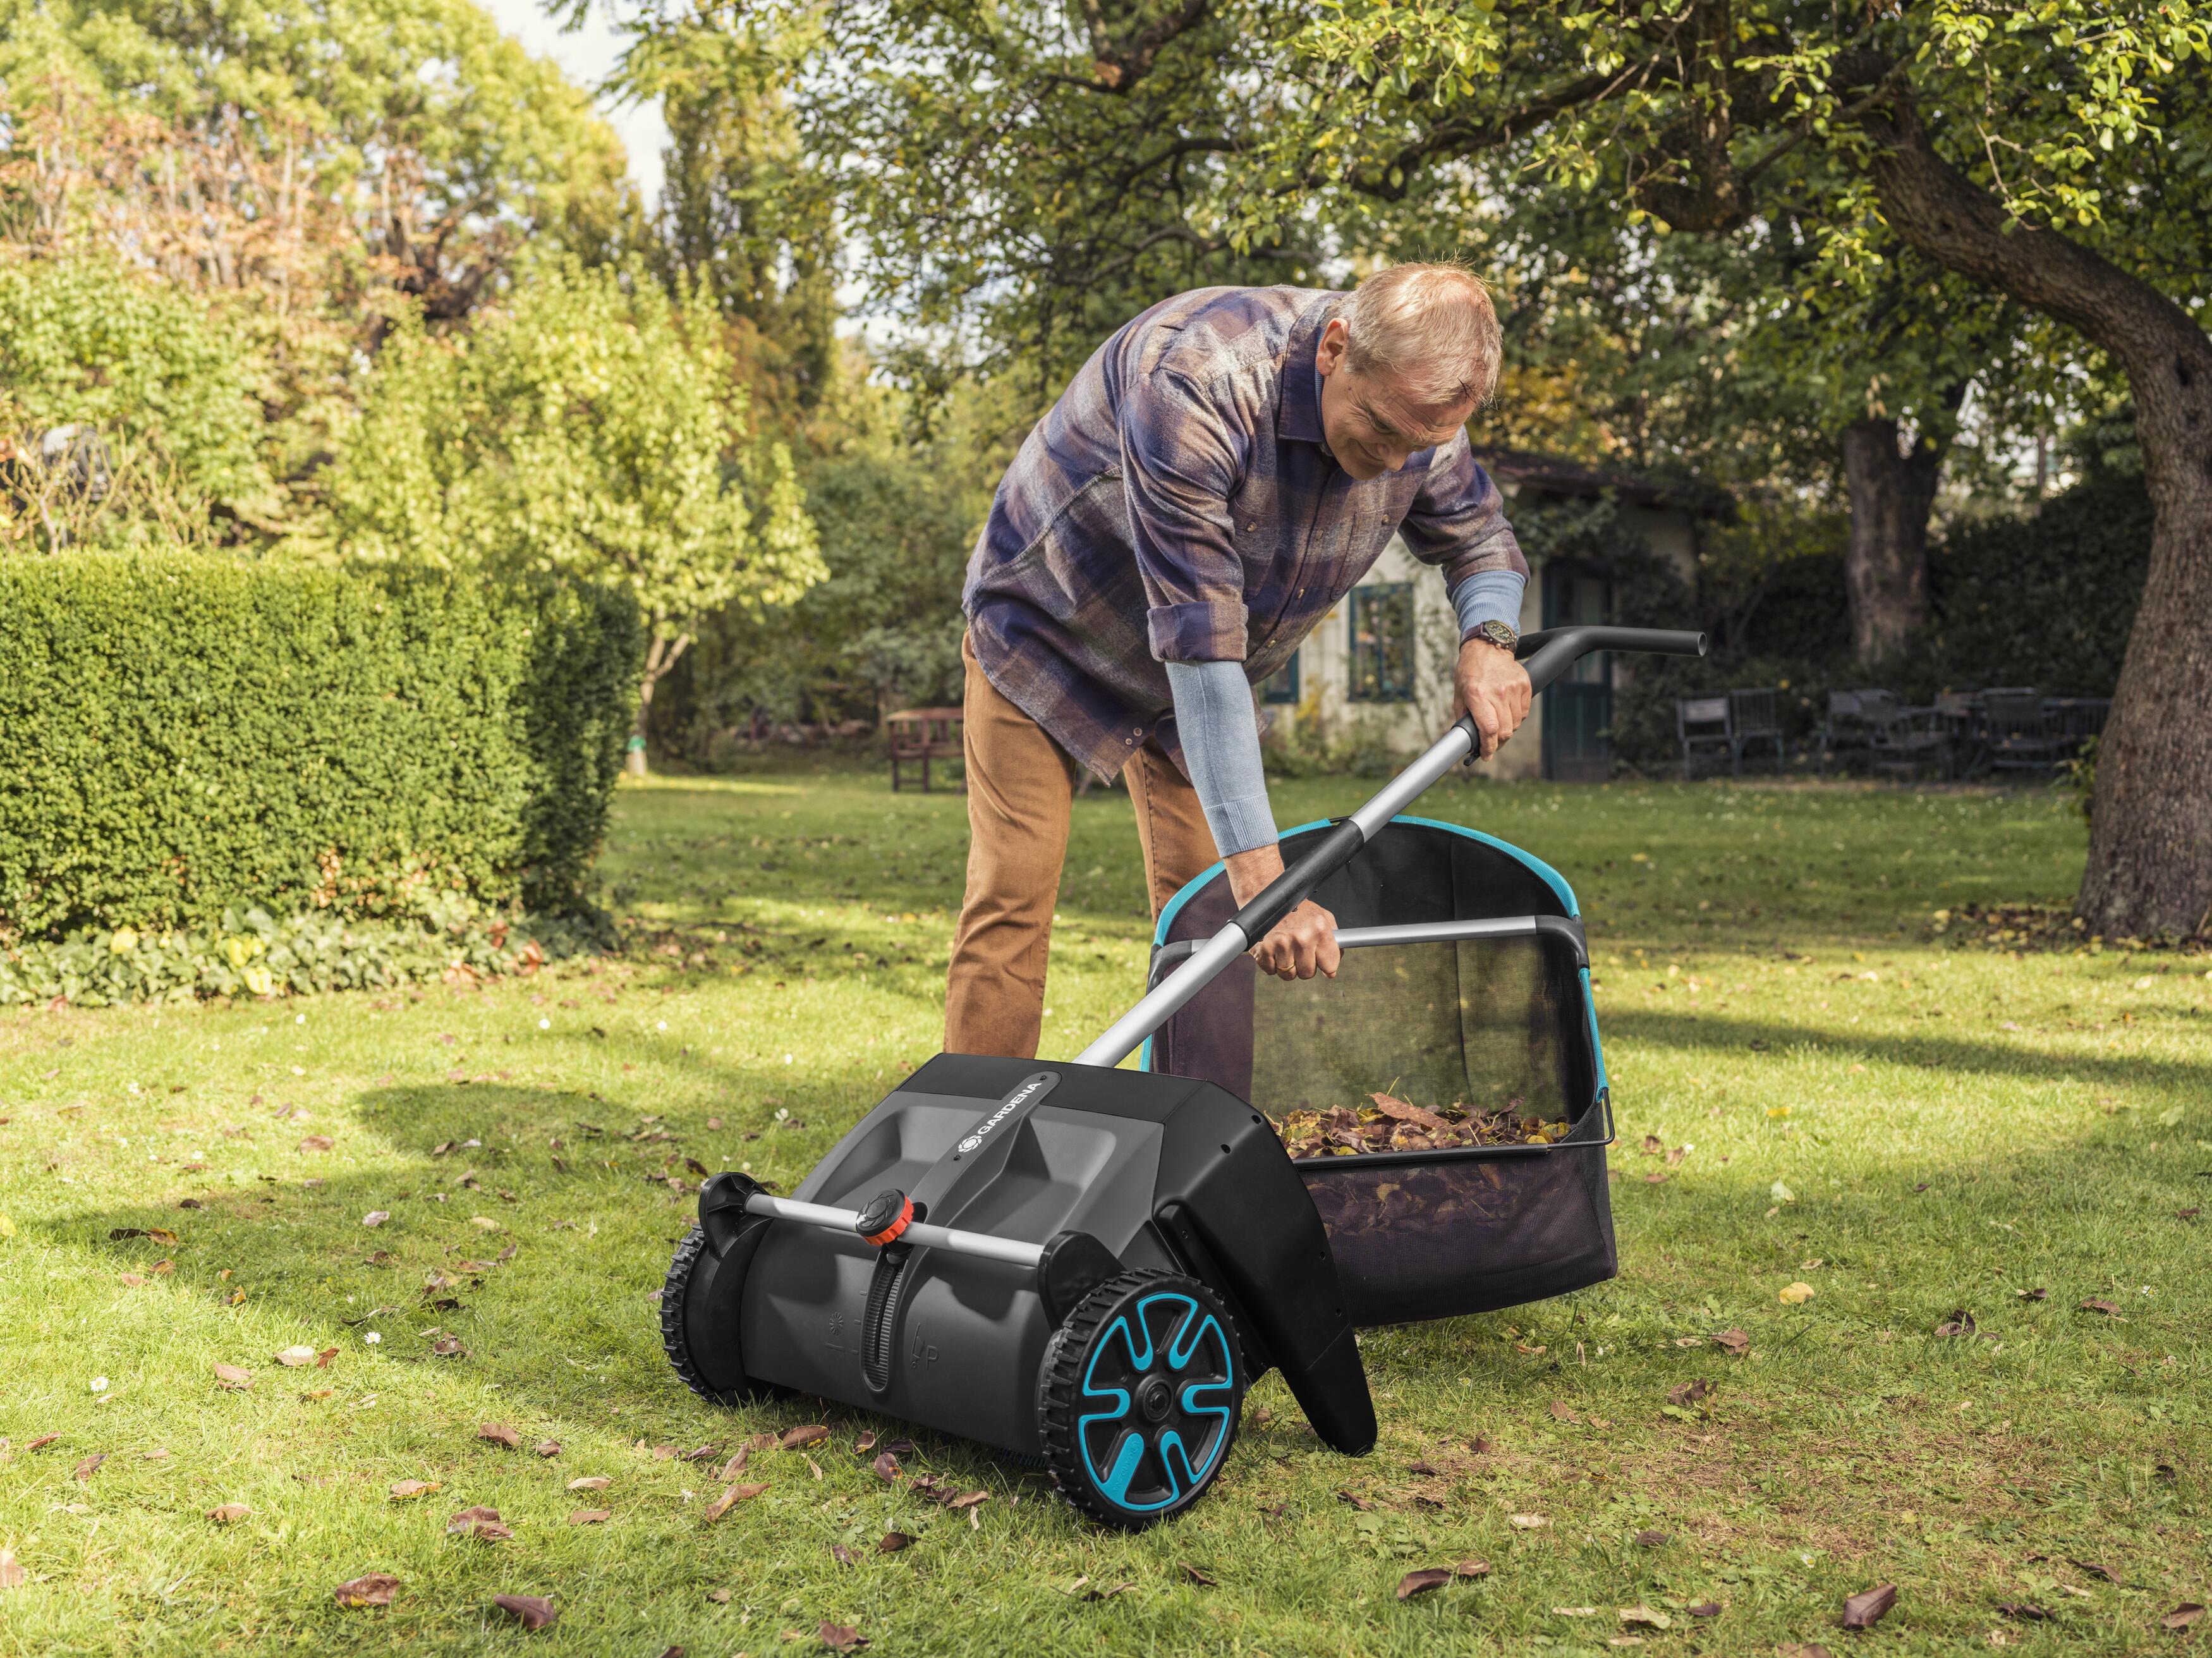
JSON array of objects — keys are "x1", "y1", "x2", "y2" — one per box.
[
  {"x1": 1675, "y1": 695, "x2": 1733, "y2": 779},
  {"x1": 1815, "y1": 690, "x2": 1877, "y2": 777},
  {"x1": 887, "y1": 707, "x2": 965, "y2": 793},
  {"x1": 1727, "y1": 686, "x2": 1785, "y2": 776},
  {"x1": 1980, "y1": 689, "x2": 2064, "y2": 777}
]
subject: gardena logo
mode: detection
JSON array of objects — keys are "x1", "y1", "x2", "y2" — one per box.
[{"x1": 950, "y1": 1072, "x2": 1057, "y2": 1161}]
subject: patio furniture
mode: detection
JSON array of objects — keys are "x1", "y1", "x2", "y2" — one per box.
[
  {"x1": 1816, "y1": 690, "x2": 1875, "y2": 776},
  {"x1": 1863, "y1": 690, "x2": 1955, "y2": 781},
  {"x1": 887, "y1": 707, "x2": 964, "y2": 793},
  {"x1": 1981, "y1": 688, "x2": 2066, "y2": 777},
  {"x1": 1675, "y1": 695, "x2": 1733, "y2": 779},
  {"x1": 1727, "y1": 686, "x2": 1785, "y2": 776}
]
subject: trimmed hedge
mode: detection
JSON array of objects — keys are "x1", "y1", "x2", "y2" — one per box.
[{"x1": 0, "y1": 556, "x2": 642, "y2": 940}]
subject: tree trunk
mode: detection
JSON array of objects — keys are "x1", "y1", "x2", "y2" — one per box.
[
  {"x1": 1852, "y1": 77, "x2": 2212, "y2": 939},
  {"x1": 630, "y1": 630, "x2": 694, "y2": 780},
  {"x1": 1839, "y1": 416, "x2": 1942, "y2": 662}
]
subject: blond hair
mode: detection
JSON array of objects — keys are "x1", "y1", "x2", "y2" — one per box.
[{"x1": 1335, "y1": 262, "x2": 1501, "y2": 407}]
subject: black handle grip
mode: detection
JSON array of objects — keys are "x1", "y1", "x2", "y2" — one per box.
[
  {"x1": 1513, "y1": 626, "x2": 1707, "y2": 695},
  {"x1": 1227, "y1": 819, "x2": 1363, "y2": 946}
]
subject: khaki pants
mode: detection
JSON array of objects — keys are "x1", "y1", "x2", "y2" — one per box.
[{"x1": 945, "y1": 631, "x2": 1220, "y2": 1058}]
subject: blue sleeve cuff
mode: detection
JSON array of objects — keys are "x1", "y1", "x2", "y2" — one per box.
[
  {"x1": 1450, "y1": 570, "x2": 1525, "y2": 639},
  {"x1": 1164, "y1": 659, "x2": 1278, "y2": 857}
]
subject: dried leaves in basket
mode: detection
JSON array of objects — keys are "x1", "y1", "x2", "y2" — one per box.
[{"x1": 1274, "y1": 1094, "x2": 1572, "y2": 1159}]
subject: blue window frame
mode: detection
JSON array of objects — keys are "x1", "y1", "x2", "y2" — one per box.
[
  {"x1": 1347, "y1": 583, "x2": 1416, "y2": 702},
  {"x1": 1259, "y1": 650, "x2": 1301, "y2": 705}
]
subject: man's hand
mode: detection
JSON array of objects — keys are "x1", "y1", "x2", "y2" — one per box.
[
  {"x1": 1454, "y1": 637, "x2": 1533, "y2": 759},
  {"x1": 1224, "y1": 844, "x2": 1339, "y2": 982}
]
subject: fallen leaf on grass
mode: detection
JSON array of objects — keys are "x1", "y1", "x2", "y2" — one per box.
[
  {"x1": 143, "y1": 1448, "x2": 169, "y2": 1460},
  {"x1": 871, "y1": 1452, "x2": 902, "y2": 1483},
  {"x1": 1180, "y1": 1563, "x2": 1217, "y2": 1587},
  {"x1": 1778, "y1": 1282, "x2": 1816, "y2": 1305},
  {"x1": 362, "y1": 1211, "x2": 389, "y2": 1228},
  {"x1": 569, "y1": 1509, "x2": 611, "y2": 1525},
  {"x1": 1397, "y1": 1568, "x2": 1452, "y2": 1600},
  {"x1": 703, "y1": 1483, "x2": 765, "y2": 1521},
  {"x1": 2165, "y1": 1604, "x2": 2206, "y2": 1631},
  {"x1": 447, "y1": 1506, "x2": 513, "y2": 1540},
  {"x1": 213, "y1": 1364, "x2": 252, "y2": 1390},
  {"x1": 853, "y1": 1430, "x2": 877, "y2": 1454},
  {"x1": 0, "y1": 1549, "x2": 24, "y2": 1590},
  {"x1": 2067, "y1": 1558, "x2": 2120, "y2": 1584},
  {"x1": 334, "y1": 1573, "x2": 400, "y2": 1608},
  {"x1": 389, "y1": 1480, "x2": 441, "y2": 1500},
  {"x1": 1509, "y1": 1513, "x2": 1549, "y2": 1528},
  {"x1": 109, "y1": 1226, "x2": 179, "y2": 1244},
  {"x1": 1619, "y1": 1606, "x2": 1670, "y2": 1629},
  {"x1": 780, "y1": 1424, "x2": 829, "y2": 1449},
  {"x1": 873, "y1": 1530, "x2": 915, "y2": 1554},
  {"x1": 1634, "y1": 1530, "x2": 1670, "y2": 1547},
  {"x1": 1079, "y1": 1582, "x2": 1135, "y2": 1602},
  {"x1": 830, "y1": 1542, "x2": 858, "y2": 1566},
  {"x1": 298, "y1": 1135, "x2": 333, "y2": 1152},
  {"x1": 1550, "y1": 1401, "x2": 1579, "y2": 1423},
  {"x1": 1338, "y1": 1490, "x2": 1376, "y2": 1511},
  {"x1": 73, "y1": 1453, "x2": 105, "y2": 1481},
  {"x1": 492, "y1": 1594, "x2": 556, "y2": 1630},
  {"x1": 818, "y1": 1623, "x2": 868, "y2": 1651},
  {"x1": 2080, "y1": 1298, "x2": 2122, "y2": 1317},
  {"x1": 274, "y1": 1345, "x2": 317, "y2": 1367},
  {"x1": 1935, "y1": 1311, "x2": 1978, "y2": 1338},
  {"x1": 1996, "y1": 1602, "x2": 2052, "y2": 1621},
  {"x1": 569, "y1": 1475, "x2": 611, "y2": 1491},
  {"x1": 1454, "y1": 1559, "x2": 1491, "y2": 1578},
  {"x1": 946, "y1": 1490, "x2": 988, "y2": 1511},
  {"x1": 1841, "y1": 1583, "x2": 1897, "y2": 1628},
  {"x1": 717, "y1": 1451, "x2": 749, "y2": 1481},
  {"x1": 1686, "y1": 1602, "x2": 1721, "y2": 1618},
  {"x1": 118, "y1": 1272, "x2": 146, "y2": 1288},
  {"x1": 207, "y1": 1503, "x2": 250, "y2": 1523},
  {"x1": 478, "y1": 1422, "x2": 523, "y2": 1449},
  {"x1": 1778, "y1": 1645, "x2": 1833, "y2": 1658},
  {"x1": 26, "y1": 1434, "x2": 60, "y2": 1452},
  {"x1": 2017, "y1": 1287, "x2": 2047, "y2": 1301},
  {"x1": 430, "y1": 1337, "x2": 467, "y2": 1358},
  {"x1": 1667, "y1": 1379, "x2": 1712, "y2": 1408},
  {"x1": 533, "y1": 1440, "x2": 561, "y2": 1458},
  {"x1": 707, "y1": 1588, "x2": 732, "y2": 1602}
]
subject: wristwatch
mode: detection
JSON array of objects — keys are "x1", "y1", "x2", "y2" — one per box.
[{"x1": 1468, "y1": 618, "x2": 1519, "y2": 652}]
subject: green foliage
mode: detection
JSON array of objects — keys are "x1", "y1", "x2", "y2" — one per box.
[
  {"x1": 327, "y1": 259, "x2": 821, "y2": 645},
  {"x1": 1927, "y1": 471, "x2": 2153, "y2": 698},
  {"x1": 0, "y1": 905, "x2": 610, "y2": 1008},
  {"x1": 0, "y1": 253, "x2": 271, "y2": 547},
  {"x1": 0, "y1": 554, "x2": 642, "y2": 939}
]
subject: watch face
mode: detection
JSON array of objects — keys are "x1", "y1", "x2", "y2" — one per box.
[{"x1": 1479, "y1": 619, "x2": 1517, "y2": 648}]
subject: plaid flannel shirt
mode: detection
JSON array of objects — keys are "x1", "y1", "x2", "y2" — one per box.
[{"x1": 962, "y1": 284, "x2": 1526, "y2": 782}]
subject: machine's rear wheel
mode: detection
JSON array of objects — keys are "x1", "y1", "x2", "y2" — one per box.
[
  {"x1": 662, "y1": 1226, "x2": 748, "y2": 1406},
  {"x1": 1036, "y1": 1271, "x2": 1243, "y2": 1528}
]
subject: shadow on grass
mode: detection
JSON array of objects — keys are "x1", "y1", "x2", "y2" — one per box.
[{"x1": 1604, "y1": 1008, "x2": 2206, "y2": 1097}]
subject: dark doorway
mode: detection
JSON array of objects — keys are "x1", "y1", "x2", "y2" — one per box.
[{"x1": 1541, "y1": 561, "x2": 1613, "y2": 782}]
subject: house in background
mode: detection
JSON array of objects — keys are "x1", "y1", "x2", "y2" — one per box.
[{"x1": 1260, "y1": 448, "x2": 1730, "y2": 781}]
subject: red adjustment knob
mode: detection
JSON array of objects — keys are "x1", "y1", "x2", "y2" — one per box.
[{"x1": 854, "y1": 1188, "x2": 915, "y2": 1247}]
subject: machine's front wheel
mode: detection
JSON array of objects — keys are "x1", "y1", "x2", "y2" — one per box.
[
  {"x1": 662, "y1": 1225, "x2": 785, "y2": 1406},
  {"x1": 1036, "y1": 1271, "x2": 1243, "y2": 1528}
]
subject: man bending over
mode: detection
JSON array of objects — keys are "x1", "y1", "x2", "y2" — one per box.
[{"x1": 950, "y1": 264, "x2": 1532, "y2": 1059}]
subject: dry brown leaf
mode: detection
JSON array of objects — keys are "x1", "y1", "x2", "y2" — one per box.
[
  {"x1": 389, "y1": 1479, "x2": 441, "y2": 1500},
  {"x1": 447, "y1": 1506, "x2": 513, "y2": 1540},
  {"x1": 878, "y1": 1531, "x2": 915, "y2": 1553},
  {"x1": 274, "y1": 1345, "x2": 316, "y2": 1367},
  {"x1": 1667, "y1": 1379, "x2": 1713, "y2": 1408},
  {"x1": 1337, "y1": 1490, "x2": 1376, "y2": 1511},
  {"x1": 818, "y1": 1623, "x2": 868, "y2": 1652},
  {"x1": 707, "y1": 1588, "x2": 733, "y2": 1603},
  {"x1": 533, "y1": 1440, "x2": 561, "y2": 1458},
  {"x1": 1454, "y1": 1559, "x2": 1492, "y2": 1579},
  {"x1": 1840, "y1": 1583, "x2": 1897, "y2": 1629},
  {"x1": 0, "y1": 1548, "x2": 24, "y2": 1590},
  {"x1": 315, "y1": 1346, "x2": 338, "y2": 1368},
  {"x1": 430, "y1": 1336, "x2": 467, "y2": 1358},
  {"x1": 1619, "y1": 1605, "x2": 1670, "y2": 1628},
  {"x1": 1549, "y1": 1401, "x2": 1579, "y2": 1423},
  {"x1": 854, "y1": 1430, "x2": 877, "y2": 1454},
  {"x1": 1179, "y1": 1563, "x2": 1218, "y2": 1587},
  {"x1": 1397, "y1": 1568, "x2": 1452, "y2": 1600},
  {"x1": 568, "y1": 1475, "x2": 612, "y2": 1491},
  {"x1": 1640, "y1": 1133, "x2": 1663, "y2": 1154},
  {"x1": 2080, "y1": 1298, "x2": 2122, "y2": 1317},
  {"x1": 718, "y1": 1449, "x2": 750, "y2": 1481},
  {"x1": 568, "y1": 1509, "x2": 611, "y2": 1525},
  {"x1": 298, "y1": 1135, "x2": 334, "y2": 1152},
  {"x1": 333, "y1": 1572, "x2": 400, "y2": 1608},
  {"x1": 1997, "y1": 1602, "x2": 2053, "y2": 1621},
  {"x1": 947, "y1": 1490, "x2": 988, "y2": 1510},
  {"x1": 871, "y1": 1451, "x2": 902, "y2": 1483},
  {"x1": 1508, "y1": 1513, "x2": 1549, "y2": 1528},
  {"x1": 25, "y1": 1434, "x2": 59, "y2": 1453},
  {"x1": 2067, "y1": 1557, "x2": 2120, "y2": 1584},
  {"x1": 213, "y1": 1363, "x2": 252, "y2": 1390},
  {"x1": 1713, "y1": 1328, "x2": 1750, "y2": 1355},
  {"x1": 492, "y1": 1594, "x2": 556, "y2": 1630},
  {"x1": 2017, "y1": 1286, "x2": 2048, "y2": 1301},
  {"x1": 830, "y1": 1543, "x2": 857, "y2": 1566},
  {"x1": 703, "y1": 1482, "x2": 765, "y2": 1521},
  {"x1": 72, "y1": 1453, "x2": 105, "y2": 1482},
  {"x1": 478, "y1": 1422, "x2": 523, "y2": 1449},
  {"x1": 780, "y1": 1424, "x2": 830, "y2": 1449},
  {"x1": 118, "y1": 1271, "x2": 146, "y2": 1288},
  {"x1": 2164, "y1": 1604, "x2": 2206, "y2": 1631},
  {"x1": 207, "y1": 1503, "x2": 251, "y2": 1523},
  {"x1": 362, "y1": 1211, "x2": 390, "y2": 1228},
  {"x1": 1634, "y1": 1529, "x2": 1670, "y2": 1547},
  {"x1": 1687, "y1": 1601, "x2": 1722, "y2": 1618}
]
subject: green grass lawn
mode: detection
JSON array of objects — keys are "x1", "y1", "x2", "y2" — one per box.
[{"x1": 3, "y1": 762, "x2": 2205, "y2": 1655}]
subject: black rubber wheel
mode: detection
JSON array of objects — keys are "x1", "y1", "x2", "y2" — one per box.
[
  {"x1": 1036, "y1": 1270, "x2": 1244, "y2": 1528},
  {"x1": 662, "y1": 1225, "x2": 746, "y2": 1406}
]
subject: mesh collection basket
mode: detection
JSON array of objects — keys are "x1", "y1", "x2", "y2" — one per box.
[{"x1": 1143, "y1": 816, "x2": 1615, "y2": 1327}]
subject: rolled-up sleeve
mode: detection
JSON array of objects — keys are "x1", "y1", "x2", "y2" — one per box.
[
  {"x1": 1401, "y1": 434, "x2": 1527, "y2": 614},
  {"x1": 1120, "y1": 373, "x2": 1251, "y2": 663}
]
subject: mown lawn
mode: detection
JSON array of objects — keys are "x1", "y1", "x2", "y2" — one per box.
[{"x1": 3, "y1": 761, "x2": 2206, "y2": 1655}]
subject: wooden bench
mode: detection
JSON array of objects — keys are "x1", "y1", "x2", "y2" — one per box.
[{"x1": 887, "y1": 707, "x2": 964, "y2": 793}]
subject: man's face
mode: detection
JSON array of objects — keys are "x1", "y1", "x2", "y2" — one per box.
[{"x1": 1314, "y1": 317, "x2": 1476, "y2": 481}]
